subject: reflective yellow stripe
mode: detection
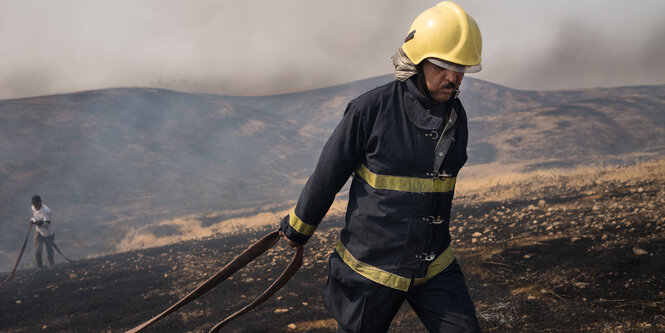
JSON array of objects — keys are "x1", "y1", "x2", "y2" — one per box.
[
  {"x1": 288, "y1": 208, "x2": 317, "y2": 236},
  {"x1": 336, "y1": 241, "x2": 455, "y2": 291},
  {"x1": 336, "y1": 241, "x2": 412, "y2": 291},
  {"x1": 356, "y1": 164, "x2": 456, "y2": 193},
  {"x1": 413, "y1": 246, "x2": 455, "y2": 286}
]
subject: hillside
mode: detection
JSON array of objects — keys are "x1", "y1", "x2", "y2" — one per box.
[
  {"x1": 469, "y1": 93, "x2": 665, "y2": 169},
  {"x1": 0, "y1": 88, "x2": 306, "y2": 269},
  {"x1": 1, "y1": 159, "x2": 663, "y2": 332},
  {"x1": 1, "y1": 77, "x2": 664, "y2": 271},
  {"x1": 222, "y1": 76, "x2": 665, "y2": 168}
]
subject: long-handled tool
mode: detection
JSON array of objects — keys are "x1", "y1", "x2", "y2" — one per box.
[
  {"x1": 0, "y1": 222, "x2": 33, "y2": 288},
  {"x1": 125, "y1": 229, "x2": 303, "y2": 333}
]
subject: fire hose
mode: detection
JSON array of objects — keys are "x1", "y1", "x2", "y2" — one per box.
[
  {"x1": 0, "y1": 221, "x2": 74, "y2": 288},
  {"x1": 0, "y1": 222, "x2": 33, "y2": 288},
  {"x1": 53, "y1": 242, "x2": 73, "y2": 262},
  {"x1": 125, "y1": 229, "x2": 303, "y2": 333}
]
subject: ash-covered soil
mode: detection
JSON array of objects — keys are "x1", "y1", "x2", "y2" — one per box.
[{"x1": 1, "y1": 162, "x2": 664, "y2": 332}]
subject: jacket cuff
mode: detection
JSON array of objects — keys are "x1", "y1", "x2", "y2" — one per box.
[{"x1": 279, "y1": 213, "x2": 314, "y2": 245}]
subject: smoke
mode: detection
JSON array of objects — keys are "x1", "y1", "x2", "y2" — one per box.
[
  {"x1": 1, "y1": 0, "x2": 664, "y2": 100},
  {"x1": 490, "y1": 19, "x2": 665, "y2": 90},
  {"x1": 0, "y1": 0, "x2": 421, "y2": 99}
]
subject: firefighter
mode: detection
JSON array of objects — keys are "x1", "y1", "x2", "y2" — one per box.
[
  {"x1": 30, "y1": 194, "x2": 56, "y2": 269},
  {"x1": 280, "y1": 1, "x2": 483, "y2": 331}
]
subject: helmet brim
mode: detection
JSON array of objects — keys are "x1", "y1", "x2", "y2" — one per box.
[{"x1": 427, "y1": 58, "x2": 481, "y2": 73}]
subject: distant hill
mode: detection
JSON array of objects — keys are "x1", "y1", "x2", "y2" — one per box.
[
  {"x1": 218, "y1": 75, "x2": 665, "y2": 168},
  {"x1": 1, "y1": 77, "x2": 664, "y2": 271}
]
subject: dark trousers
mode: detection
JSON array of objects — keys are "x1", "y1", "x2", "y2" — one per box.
[
  {"x1": 34, "y1": 234, "x2": 55, "y2": 269},
  {"x1": 324, "y1": 253, "x2": 481, "y2": 333}
]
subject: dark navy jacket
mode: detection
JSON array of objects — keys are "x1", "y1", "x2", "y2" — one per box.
[{"x1": 280, "y1": 77, "x2": 468, "y2": 291}]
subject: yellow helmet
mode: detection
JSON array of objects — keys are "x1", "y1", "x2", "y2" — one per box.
[{"x1": 402, "y1": 1, "x2": 482, "y2": 73}]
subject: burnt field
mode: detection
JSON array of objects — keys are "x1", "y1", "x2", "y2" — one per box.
[{"x1": 1, "y1": 159, "x2": 664, "y2": 332}]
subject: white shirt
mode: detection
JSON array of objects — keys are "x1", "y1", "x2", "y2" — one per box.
[{"x1": 32, "y1": 204, "x2": 55, "y2": 237}]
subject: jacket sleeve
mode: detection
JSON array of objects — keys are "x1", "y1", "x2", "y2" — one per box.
[{"x1": 279, "y1": 102, "x2": 366, "y2": 244}]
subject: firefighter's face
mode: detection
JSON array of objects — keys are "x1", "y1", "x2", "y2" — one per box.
[
  {"x1": 33, "y1": 201, "x2": 42, "y2": 210},
  {"x1": 422, "y1": 61, "x2": 464, "y2": 103}
]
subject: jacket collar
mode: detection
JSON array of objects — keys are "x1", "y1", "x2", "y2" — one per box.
[{"x1": 403, "y1": 77, "x2": 451, "y2": 130}]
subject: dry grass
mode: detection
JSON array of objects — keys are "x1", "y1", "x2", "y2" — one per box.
[
  {"x1": 455, "y1": 157, "x2": 665, "y2": 203},
  {"x1": 113, "y1": 198, "x2": 351, "y2": 253},
  {"x1": 112, "y1": 158, "x2": 665, "y2": 254}
]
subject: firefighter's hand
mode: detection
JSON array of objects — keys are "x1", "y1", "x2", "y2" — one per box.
[
  {"x1": 30, "y1": 218, "x2": 37, "y2": 225},
  {"x1": 279, "y1": 230, "x2": 299, "y2": 248}
]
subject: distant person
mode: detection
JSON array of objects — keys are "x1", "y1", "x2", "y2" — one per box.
[
  {"x1": 279, "y1": 1, "x2": 483, "y2": 332},
  {"x1": 30, "y1": 194, "x2": 55, "y2": 269}
]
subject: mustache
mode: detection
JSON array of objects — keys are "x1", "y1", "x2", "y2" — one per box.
[{"x1": 443, "y1": 81, "x2": 457, "y2": 89}]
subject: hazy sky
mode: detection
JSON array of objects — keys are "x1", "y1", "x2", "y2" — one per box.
[{"x1": 1, "y1": 0, "x2": 664, "y2": 99}]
